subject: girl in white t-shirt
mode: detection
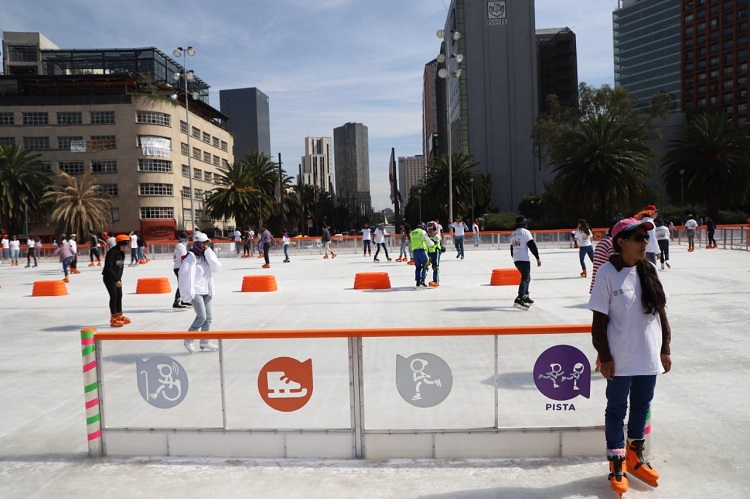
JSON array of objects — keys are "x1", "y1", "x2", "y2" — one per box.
[
  {"x1": 588, "y1": 217, "x2": 672, "y2": 495},
  {"x1": 574, "y1": 219, "x2": 594, "y2": 277}
]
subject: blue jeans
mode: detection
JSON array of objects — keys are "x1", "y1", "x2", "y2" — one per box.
[
  {"x1": 62, "y1": 256, "x2": 73, "y2": 276},
  {"x1": 263, "y1": 242, "x2": 271, "y2": 264},
  {"x1": 429, "y1": 251, "x2": 440, "y2": 282},
  {"x1": 130, "y1": 248, "x2": 138, "y2": 264},
  {"x1": 514, "y1": 260, "x2": 531, "y2": 299},
  {"x1": 188, "y1": 294, "x2": 213, "y2": 332},
  {"x1": 363, "y1": 240, "x2": 371, "y2": 255},
  {"x1": 283, "y1": 244, "x2": 289, "y2": 260},
  {"x1": 579, "y1": 245, "x2": 594, "y2": 269},
  {"x1": 413, "y1": 249, "x2": 427, "y2": 283},
  {"x1": 473, "y1": 233, "x2": 480, "y2": 246},
  {"x1": 605, "y1": 375, "x2": 657, "y2": 449},
  {"x1": 454, "y1": 235, "x2": 465, "y2": 258}
]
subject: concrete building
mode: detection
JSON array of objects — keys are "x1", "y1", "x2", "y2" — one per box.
[
  {"x1": 0, "y1": 32, "x2": 233, "y2": 238},
  {"x1": 437, "y1": 0, "x2": 541, "y2": 213},
  {"x1": 536, "y1": 27, "x2": 579, "y2": 114},
  {"x1": 333, "y1": 122, "x2": 371, "y2": 213},
  {"x1": 422, "y1": 59, "x2": 439, "y2": 163},
  {"x1": 397, "y1": 155, "x2": 425, "y2": 205},
  {"x1": 613, "y1": 0, "x2": 682, "y2": 111},
  {"x1": 300, "y1": 136, "x2": 334, "y2": 194},
  {"x1": 219, "y1": 87, "x2": 271, "y2": 159}
]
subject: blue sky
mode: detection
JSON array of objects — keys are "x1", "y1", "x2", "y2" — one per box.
[{"x1": 3, "y1": 0, "x2": 617, "y2": 209}]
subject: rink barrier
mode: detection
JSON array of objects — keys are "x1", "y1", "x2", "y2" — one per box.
[{"x1": 80, "y1": 328, "x2": 103, "y2": 457}]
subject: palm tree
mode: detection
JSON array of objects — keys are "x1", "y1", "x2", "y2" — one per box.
[
  {"x1": 204, "y1": 161, "x2": 259, "y2": 230},
  {"x1": 423, "y1": 152, "x2": 482, "y2": 221},
  {"x1": 42, "y1": 172, "x2": 112, "y2": 236},
  {"x1": 662, "y1": 112, "x2": 750, "y2": 217},
  {"x1": 241, "y1": 151, "x2": 279, "y2": 228},
  {"x1": 0, "y1": 145, "x2": 52, "y2": 234}
]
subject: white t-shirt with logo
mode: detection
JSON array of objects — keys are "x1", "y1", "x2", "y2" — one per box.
[
  {"x1": 510, "y1": 228, "x2": 534, "y2": 262},
  {"x1": 655, "y1": 226, "x2": 670, "y2": 240},
  {"x1": 641, "y1": 216, "x2": 659, "y2": 254},
  {"x1": 684, "y1": 219, "x2": 698, "y2": 231},
  {"x1": 574, "y1": 228, "x2": 593, "y2": 247},
  {"x1": 588, "y1": 262, "x2": 665, "y2": 376},
  {"x1": 361, "y1": 228, "x2": 371, "y2": 241}
]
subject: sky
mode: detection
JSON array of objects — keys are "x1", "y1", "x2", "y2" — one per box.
[{"x1": 3, "y1": 0, "x2": 618, "y2": 210}]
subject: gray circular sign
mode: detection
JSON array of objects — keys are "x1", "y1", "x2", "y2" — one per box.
[{"x1": 396, "y1": 353, "x2": 453, "y2": 408}]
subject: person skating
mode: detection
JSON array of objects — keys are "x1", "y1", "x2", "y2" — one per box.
[
  {"x1": 259, "y1": 225, "x2": 274, "y2": 269},
  {"x1": 53, "y1": 235, "x2": 74, "y2": 283},
  {"x1": 574, "y1": 219, "x2": 594, "y2": 277},
  {"x1": 282, "y1": 230, "x2": 291, "y2": 262},
  {"x1": 373, "y1": 223, "x2": 391, "y2": 261},
  {"x1": 396, "y1": 223, "x2": 411, "y2": 262},
  {"x1": 24, "y1": 235, "x2": 37, "y2": 268},
  {"x1": 588, "y1": 217, "x2": 672, "y2": 495},
  {"x1": 179, "y1": 232, "x2": 221, "y2": 353},
  {"x1": 705, "y1": 216, "x2": 717, "y2": 248},
  {"x1": 426, "y1": 221, "x2": 444, "y2": 287},
  {"x1": 102, "y1": 235, "x2": 131, "y2": 327},
  {"x1": 172, "y1": 232, "x2": 190, "y2": 308},
  {"x1": 510, "y1": 216, "x2": 541, "y2": 310},
  {"x1": 684, "y1": 214, "x2": 698, "y2": 252},
  {"x1": 88, "y1": 232, "x2": 104, "y2": 267},
  {"x1": 68, "y1": 234, "x2": 81, "y2": 273},
  {"x1": 409, "y1": 223, "x2": 435, "y2": 287},
  {"x1": 361, "y1": 223, "x2": 372, "y2": 257},
  {"x1": 654, "y1": 219, "x2": 671, "y2": 270},
  {"x1": 449, "y1": 217, "x2": 469, "y2": 259},
  {"x1": 321, "y1": 225, "x2": 336, "y2": 259}
]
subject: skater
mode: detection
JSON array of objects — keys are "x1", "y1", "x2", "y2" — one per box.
[
  {"x1": 243, "y1": 227, "x2": 255, "y2": 258},
  {"x1": 178, "y1": 232, "x2": 221, "y2": 353},
  {"x1": 25, "y1": 235, "x2": 37, "y2": 268},
  {"x1": 588, "y1": 217, "x2": 672, "y2": 496},
  {"x1": 634, "y1": 205, "x2": 659, "y2": 265},
  {"x1": 282, "y1": 230, "x2": 290, "y2": 263},
  {"x1": 574, "y1": 219, "x2": 594, "y2": 277},
  {"x1": 88, "y1": 232, "x2": 104, "y2": 267},
  {"x1": 684, "y1": 214, "x2": 698, "y2": 252},
  {"x1": 450, "y1": 217, "x2": 469, "y2": 259},
  {"x1": 68, "y1": 234, "x2": 80, "y2": 274},
  {"x1": 259, "y1": 225, "x2": 274, "y2": 269},
  {"x1": 321, "y1": 225, "x2": 335, "y2": 259},
  {"x1": 426, "y1": 221, "x2": 444, "y2": 287},
  {"x1": 396, "y1": 223, "x2": 411, "y2": 262},
  {"x1": 102, "y1": 235, "x2": 131, "y2": 327},
  {"x1": 472, "y1": 219, "x2": 480, "y2": 246},
  {"x1": 137, "y1": 233, "x2": 148, "y2": 264},
  {"x1": 655, "y1": 219, "x2": 671, "y2": 270},
  {"x1": 8, "y1": 235, "x2": 20, "y2": 266},
  {"x1": 1, "y1": 233, "x2": 8, "y2": 262},
  {"x1": 128, "y1": 231, "x2": 139, "y2": 266},
  {"x1": 409, "y1": 222, "x2": 434, "y2": 287},
  {"x1": 233, "y1": 227, "x2": 242, "y2": 254},
  {"x1": 53, "y1": 235, "x2": 74, "y2": 282},
  {"x1": 591, "y1": 214, "x2": 624, "y2": 294},
  {"x1": 705, "y1": 216, "x2": 717, "y2": 248},
  {"x1": 361, "y1": 223, "x2": 372, "y2": 256},
  {"x1": 373, "y1": 223, "x2": 391, "y2": 261},
  {"x1": 510, "y1": 216, "x2": 541, "y2": 310},
  {"x1": 172, "y1": 232, "x2": 190, "y2": 308}
]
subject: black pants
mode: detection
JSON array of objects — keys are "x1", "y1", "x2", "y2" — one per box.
[
  {"x1": 363, "y1": 240, "x2": 371, "y2": 255},
  {"x1": 173, "y1": 268, "x2": 181, "y2": 303},
  {"x1": 263, "y1": 242, "x2": 271, "y2": 264},
  {"x1": 26, "y1": 249, "x2": 37, "y2": 266},
  {"x1": 103, "y1": 278, "x2": 123, "y2": 315},
  {"x1": 374, "y1": 243, "x2": 389, "y2": 258},
  {"x1": 90, "y1": 248, "x2": 100, "y2": 263}
]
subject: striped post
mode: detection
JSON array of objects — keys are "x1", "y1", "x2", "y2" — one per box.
[{"x1": 81, "y1": 327, "x2": 103, "y2": 457}]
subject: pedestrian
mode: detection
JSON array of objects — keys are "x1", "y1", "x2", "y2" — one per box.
[
  {"x1": 634, "y1": 205, "x2": 659, "y2": 265},
  {"x1": 53, "y1": 234, "x2": 74, "y2": 282},
  {"x1": 426, "y1": 221, "x2": 444, "y2": 287},
  {"x1": 282, "y1": 230, "x2": 291, "y2": 263},
  {"x1": 472, "y1": 219, "x2": 481, "y2": 247},
  {"x1": 574, "y1": 219, "x2": 594, "y2": 277},
  {"x1": 102, "y1": 235, "x2": 131, "y2": 327},
  {"x1": 510, "y1": 216, "x2": 541, "y2": 310},
  {"x1": 321, "y1": 225, "x2": 336, "y2": 259},
  {"x1": 1, "y1": 233, "x2": 9, "y2": 262},
  {"x1": 590, "y1": 214, "x2": 624, "y2": 294},
  {"x1": 588, "y1": 217, "x2": 671, "y2": 495},
  {"x1": 373, "y1": 223, "x2": 391, "y2": 262},
  {"x1": 233, "y1": 227, "x2": 242, "y2": 255},
  {"x1": 88, "y1": 232, "x2": 104, "y2": 267},
  {"x1": 25, "y1": 235, "x2": 38, "y2": 268},
  {"x1": 178, "y1": 232, "x2": 221, "y2": 353},
  {"x1": 705, "y1": 216, "x2": 717, "y2": 248},
  {"x1": 136, "y1": 233, "x2": 148, "y2": 264},
  {"x1": 259, "y1": 225, "x2": 274, "y2": 269},
  {"x1": 172, "y1": 232, "x2": 190, "y2": 309},
  {"x1": 9, "y1": 235, "x2": 20, "y2": 266},
  {"x1": 684, "y1": 214, "x2": 698, "y2": 252},
  {"x1": 409, "y1": 222, "x2": 435, "y2": 288},
  {"x1": 655, "y1": 219, "x2": 671, "y2": 270},
  {"x1": 396, "y1": 223, "x2": 411, "y2": 262},
  {"x1": 68, "y1": 234, "x2": 81, "y2": 274},
  {"x1": 128, "y1": 231, "x2": 139, "y2": 266},
  {"x1": 361, "y1": 223, "x2": 372, "y2": 257},
  {"x1": 450, "y1": 217, "x2": 469, "y2": 259}
]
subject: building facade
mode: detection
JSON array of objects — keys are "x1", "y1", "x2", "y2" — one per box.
[
  {"x1": 219, "y1": 87, "x2": 271, "y2": 159},
  {"x1": 300, "y1": 136, "x2": 334, "y2": 194},
  {"x1": 398, "y1": 155, "x2": 426, "y2": 205},
  {"x1": 333, "y1": 122, "x2": 371, "y2": 212},
  {"x1": 536, "y1": 27, "x2": 579, "y2": 114},
  {"x1": 0, "y1": 32, "x2": 234, "y2": 238},
  {"x1": 422, "y1": 59, "x2": 439, "y2": 163}
]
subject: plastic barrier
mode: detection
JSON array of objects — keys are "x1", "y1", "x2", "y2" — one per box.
[
  {"x1": 241, "y1": 275, "x2": 278, "y2": 292},
  {"x1": 32, "y1": 280, "x2": 68, "y2": 296},
  {"x1": 135, "y1": 277, "x2": 172, "y2": 294},
  {"x1": 490, "y1": 268, "x2": 521, "y2": 286},
  {"x1": 353, "y1": 272, "x2": 391, "y2": 289}
]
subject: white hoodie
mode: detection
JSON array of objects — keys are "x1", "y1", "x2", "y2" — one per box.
[{"x1": 178, "y1": 247, "x2": 222, "y2": 303}]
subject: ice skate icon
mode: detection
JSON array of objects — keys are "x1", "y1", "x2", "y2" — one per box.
[{"x1": 266, "y1": 371, "x2": 308, "y2": 399}]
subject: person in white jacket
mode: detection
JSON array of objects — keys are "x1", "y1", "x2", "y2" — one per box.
[{"x1": 179, "y1": 232, "x2": 222, "y2": 353}]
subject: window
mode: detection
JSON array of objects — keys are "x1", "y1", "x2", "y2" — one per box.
[
  {"x1": 221, "y1": 158, "x2": 229, "y2": 168},
  {"x1": 0, "y1": 137, "x2": 15, "y2": 147},
  {"x1": 212, "y1": 136, "x2": 219, "y2": 148},
  {"x1": 182, "y1": 165, "x2": 190, "y2": 177},
  {"x1": 136, "y1": 111, "x2": 171, "y2": 126},
  {"x1": 202, "y1": 132, "x2": 211, "y2": 143},
  {"x1": 100, "y1": 184, "x2": 119, "y2": 197},
  {"x1": 140, "y1": 207, "x2": 174, "y2": 219},
  {"x1": 90, "y1": 135, "x2": 116, "y2": 150},
  {"x1": 193, "y1": 168, "x2": 202, "y2": 180},
  {"x1": 220, "y1": 140, "x2": 228, "y2": 152},
  {"x1": 40, "y1": 161, "x2": 51, "y2": 172},
  {"x1": 191, "y1": 126, "x2": 200, "y2": 139},
  {"x1": 59, "y1": 161, "x2": 85, "y2": 174},
  {"x1": 192, "y1": 147, "x2": 201, "y2": 160},
  {"x1": 183, "y1": 208, "x2": 193, "y2": 221},
  {"x1": 212, "y1": 155, "x2": 220, "y2": 166},
  {"x1": 90, "y1": 111, "x2": 115, "y2": 124},
  {"x1": 58, "y1": 136, "x2": 84, "y2": 150},
  {"x1": 139, "y1": 183, "x2": 173, "y2": 196},
  {"x1": 181, "y1": 142, "x2": 189, "y2": 156},
  {"x1": 195, "y1": 209, "x2": 205, "y2": 221},
  {"x1": 194, "y1": 188, "x2": 203, "y2": 199},
  {"x1": 22, "y1": 112, "x2": 48, "y2": 125},
  {"x1": 182, "y1": 187, "x2": 191, "y2": 198},
  {"x1": 7, "y1": 45, "x2": 37, "y2": 62},
  {"x1": 180, "y1": 121, "x2": 188, "y2": 134},
  {"x1": 91, "y1": 160, "x2": 117, "y2": 173},
  {"x1": 204, "y1": 171, "x2": 212, "y2": 182},
  {"x1": 110, "y1": 207, "x2": 120, "y2": 222},
  {"x1": 203, "y1": 151, "x2": 211, "y2": 163},
  {"x1": 57, "y1": 112, "x2": 82, "y2": 125},
  {"x1": 0, "y1": 113, "x2": 14, "y2": 125},
  {"x1": 138, "y1": 159, "x2": 173, "y2": 172},
  {"x1": 23, "y1": 137, "x2": 49, "y2": 150}
]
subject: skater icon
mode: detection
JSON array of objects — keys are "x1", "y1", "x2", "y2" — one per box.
[
  {"x1": 538, "y1": 363, "x2": 564, "y2": 388},
  {"x1": 396, "y1": 353, "x2": 453, "y2": 408},
  {"x1": 266, "y1": 371, "x2": 308, "y2": 399},
  {"x1": 258, "y1": 357, "x2": 313, "y2": 412},
  {"x1": 533, "y1": 345, "x2": 591, "y2": 401},
  {"x1": 562, "y1": 362, "x2": 585, "y2": 391},
  {"x1": 410, "y1": 358, "x2": 441, "y2": 401},
  {"x1": 136, "y1": 356, "x2": 189, "y2": 409}
]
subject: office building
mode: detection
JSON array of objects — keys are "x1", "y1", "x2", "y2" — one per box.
[
  {"x1": 536, "y1": 27, "x2": 579, "y2": 114},
  {"x1": 398, "y1": 155, "x2": 425, "y2": 205},
  {"x1": 0, "y1": 32, "x2": 233, "y2": 238},
  {"x1": 300, "y1": 136, "x2": 334, "y2": 194},
  {"x1": 422, "y1": 59, "x2": 439, "y2": 163},
  {"x1": 333, "y1": 122, "x2": 371, "y2": 212},
  {"x1": 219, "y1": 87, "x2": 271, "y2": 159}
]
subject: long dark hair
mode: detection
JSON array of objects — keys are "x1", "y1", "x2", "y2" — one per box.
[
  {"x1": 578, "y1": 219, "x2": 592, "y2": 237},
  {"x1": 613, "y1": 235, "x2": 666, "y2": 314}
]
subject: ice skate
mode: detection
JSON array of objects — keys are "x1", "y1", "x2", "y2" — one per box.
[
  {"x1": 110, "y1": 314, "x2": 123, "y2": 328},
  {"x1": 580, "y1": 268, "x2": 587, "y2": 277},
  {"x1": 266, "y1": 371, "x2": 307, "y2": 398},
  {"x1": 428, "y1": 281, "x2": 439, "y2": 287},
  {"x1": 184, "y1": 340, "x2": 195, "y2": 354},
  {"x1": 522, "y1": 295, "x2": 534, "y2": 305},
  {"x1": 626, "y1": 439, "x2": 659, "y2": 487},
  {"x1": 607, "y1": 452, "x2": 629, "y2": 497},
  {"x1": 116, "y1": 312, "x2": 131, "y2": 324},
  {"x1": 262, "y1": 263, "x2": 270, "y2": 269},
  {"x1": 200, "y1": 341, "x2": 219, "y2": 352},
  {"x1": 513, "y1": 297, "x2": 529, "y2": 310}
]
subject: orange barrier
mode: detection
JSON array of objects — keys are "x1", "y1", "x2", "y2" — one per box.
[
  {"x1": 241, "y1": 275, "x2": 278, "y2": 292},
  {"x1": 135, "y1": 277, "x2": 172, "y2": 294},
  {"x1": 490, "y1": 268, "x2": 521, "y2": 286},
  {"x1": 32, "y1": 280, "x2": 68, "y2": 296},
  {"x1": 353, "y1": 272, "x2": 391, "y2": 290}
]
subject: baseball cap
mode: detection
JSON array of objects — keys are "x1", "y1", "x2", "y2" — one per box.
[
  {"x1": 645, "y1": 205, "x2": 658, "y2": 212},
  {"x1": 515, "y1": 215, "x2": 527, "y2": 226},
  {"x1": 193, "y1": 232, "x2": 210, "y2": 243},
  {"x1": 611, "y1": 217, "x2": 655, "y2": 240},
  {"x1": 178, "y1": 232, "x2": 189, "y2": 241}
]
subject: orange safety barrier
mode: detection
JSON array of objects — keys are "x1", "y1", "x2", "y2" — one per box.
[
  {"x1": 241, "y1": 275, "x2": 278, "y2": 292},
  {"x1": 32, "y1": 280, "x2": 68, "y2": 296},
  {"x1": 490, "y1": 268, "x2": 521, "y2": 286},
  {"x1": 353, "y1": 272, "x2": 391, "y2": 290},
  {"x1": 135, "y1": 277, "x2": 172, "y2": 294}
]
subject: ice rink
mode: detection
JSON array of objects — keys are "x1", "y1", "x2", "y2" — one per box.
[{"x1": 1, "y1": 239, "x2": 748, "y2": 498}]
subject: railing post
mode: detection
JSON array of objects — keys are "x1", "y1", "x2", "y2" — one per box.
[
  {"x1": 81, "y1": 328, "x2": 103, "y2": 457},
  {"x1": 348, "y1": 336, "x2": 365, "y2": 458}
]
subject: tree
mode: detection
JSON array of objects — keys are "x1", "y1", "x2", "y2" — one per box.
[
  {"x1": 241, "y1": 151, "x2": 280, "y2": 229},
  {"x1": 420, "y1": 152, "x2": 489, "y2": 222},
  {"x1": 0, "y1": 145, "x2": 52, "y2": 234},
  {"x1": 204, "y1": 161, "x2": 259, "y2": 230},
  {"x1": 662, "y1": 112, "x2": 750, "y2": 218},
  {"x1": 42, "y1": 172, "x2": 112, "y2": 236}
]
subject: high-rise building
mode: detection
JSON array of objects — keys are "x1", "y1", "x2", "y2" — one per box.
[
  {"x1": 613, "y1": 0, "x2": 682, "y2": 111},
  {"x1": 333, "y1": 122, "x2": 371, "y2": 211},
  {"x1": 219, "y1": 87, "x2": 271, "y2": 159},
  {"x1": 397, "y1": 155, "x2": 425, "y2": 205},
  {"x1": 300, "y1": 137, "x2": 334, "y2": 194},
  {"x1": 422, "y1": 59, "x2": 439, "y2": 163},
  {"x1": 437, "y1": 0, "x2": 541, "y2": 212},
  {"x1": 536, "y1": 27, "x2": 579, "y2": 114},
  {"x1": 0, "y1": 32, "x2": 234, "y2": 237}
]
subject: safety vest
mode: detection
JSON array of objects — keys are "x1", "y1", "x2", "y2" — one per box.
[
  {"x1": 410, "y1": 229, "x2": 427, "y2": 251},
  {"x1": 427, "y1": 233, "x2": 442, "y2": 253}
]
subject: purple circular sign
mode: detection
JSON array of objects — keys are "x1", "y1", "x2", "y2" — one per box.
[{"x1": 533, "y1": 345, "x2": 591, "y2": 401}]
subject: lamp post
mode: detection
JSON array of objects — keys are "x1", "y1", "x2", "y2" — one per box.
[
  {"x1": 172, "y1": 46, "x2": 196, "y2": 234},
  {"x1": 679, "y1": 169, "x2": 685, "y2": 220},
  {"x1": 437, "y1": 29, "x2": 463, "y2": 224},
  {"x1": 470, "y1": 177, "x2": 475, "y2": 224}
]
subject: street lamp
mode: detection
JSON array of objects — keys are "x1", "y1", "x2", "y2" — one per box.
[
  {"x1": 437, "y1": 29, "x2": 463, "y2": 223},
  {"x1": 679, "y1": 169, "x2": 685, "y2": 220},
  {"x1": 172, "y1": 46, "x2": 197, "y2": 233},
  {"x1": 470, "y1": 177, "x2": 475, "y2": 224}
]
